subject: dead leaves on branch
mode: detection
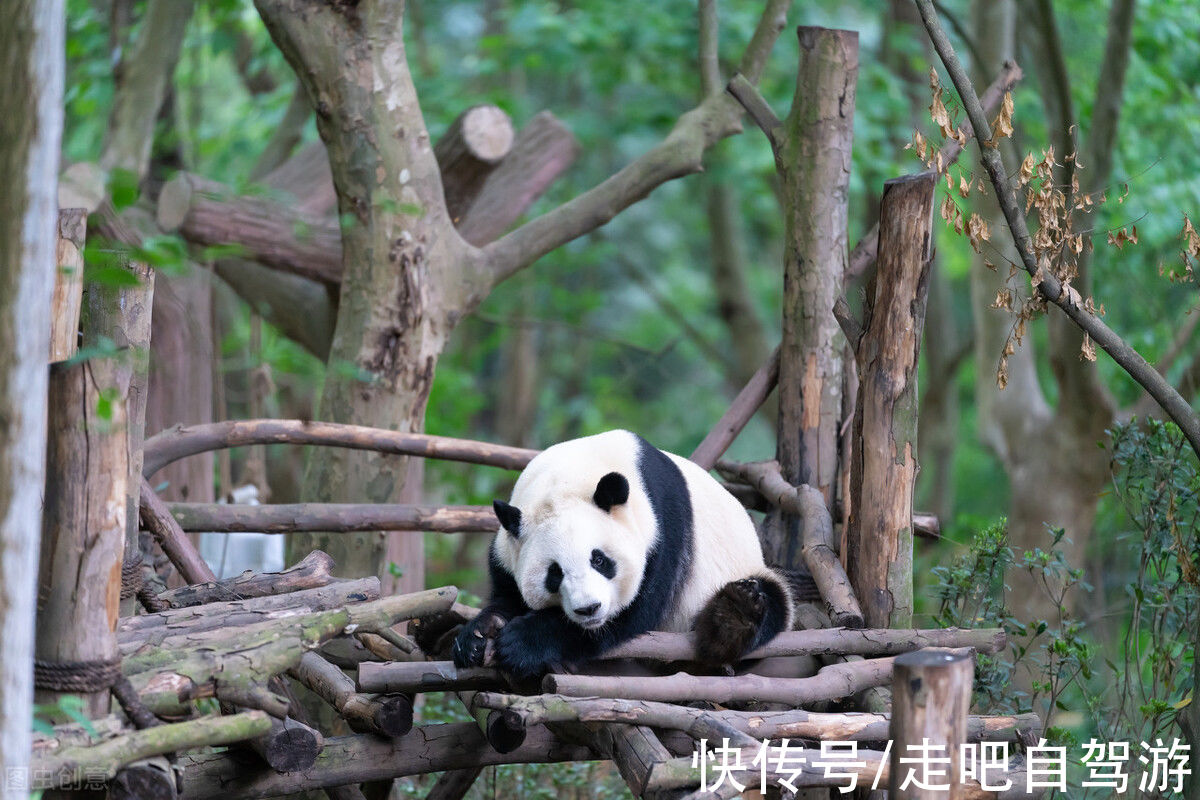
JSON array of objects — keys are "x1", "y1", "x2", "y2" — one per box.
[{"x1": 907, "y1": 68, "x2": 1174, "y2": 382}]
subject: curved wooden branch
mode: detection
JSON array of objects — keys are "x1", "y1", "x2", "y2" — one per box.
[
  {"x1": 142, "y1": 419, "x2": 538, "y2": 479},
  {"x1": 472, "y1": 693, "x2": 1041, "y2": 744},
  {"x1": 156, "y1": 550, "x2": 337, "y2": 609},
  {"x1": 480, "y1": 0, "x2": 793, "y2": 285},
  {"x1": 914, "y1": 0, "x2": 1200, "y2": 459},
  {"x1": 545, "y1": 657, "x2": 895, "y2": 705}
]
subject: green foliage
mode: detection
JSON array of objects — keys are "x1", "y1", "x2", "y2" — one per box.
[
  {"x1": 931, "y1": 519, "x2": 1091, "y2": 726},
  {"x1": 31, "y1": 695, "x2": 97, "y2": 737}
]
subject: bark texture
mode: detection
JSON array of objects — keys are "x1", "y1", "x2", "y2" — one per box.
[
  {"x1": 770, "y1": 27, "x2": 858, "y2": 569},
  {"x1": 0, "y1": 0, "x2": 63, "y2": 787},
  {"x1": 847, "y1": 172, "x2": 937, "y2": 629},
  {"x1": 49, "y1": 208, "x2": 86, "y2": 361},
  {"x1": 889, "y1": 649, "x2": 973, "y2": 799},
  {"x1": 38, "y1": 360, "x2": 131, "y2": 717}
]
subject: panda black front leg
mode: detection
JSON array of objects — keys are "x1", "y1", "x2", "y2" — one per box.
[
  {"x1": 494, "y1": 608, "x2": 611, "y2": 679},
  {"x1": 694, "y1": 573, "x2": 791, "y2": 666}
]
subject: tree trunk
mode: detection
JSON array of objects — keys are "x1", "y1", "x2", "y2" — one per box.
[
  {"x1": 146, "y1": 269, "x2": 214, "y2": 503},
  {"x1": 771, "y1": 26, "x2": 858, "y2": 567},
  {"x1": 0, "y1": 0, "x2": 63, "y2": 789},
  {"x1": 847, "y1": 172, "x2": 936, "y2": 630}
]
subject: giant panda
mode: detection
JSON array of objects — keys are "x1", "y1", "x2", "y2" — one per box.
[{"x1": 453, "y1": 429, "x2": 795, "y2": 679}]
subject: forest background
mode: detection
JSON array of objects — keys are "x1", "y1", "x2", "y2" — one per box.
[{"x1": 47, "y1": 0, "x2": 1200, "y2": 778}]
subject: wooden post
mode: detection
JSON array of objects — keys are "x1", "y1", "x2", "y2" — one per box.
[
  {"x1": 36, "y1": 358, "x2": 130, "y2": 717},
  {"x1": 80, "y1": 250, "x2": 154, "y2": 595},
  {"x1": 846, "y1": 171, "x2": 937, "y2": 629},
  {"x1": 889, "y1": 648, "x2": 973, "y2": 799},
  {"x1": 49, "y1": 208, "x2": 86, "y2": 361}
]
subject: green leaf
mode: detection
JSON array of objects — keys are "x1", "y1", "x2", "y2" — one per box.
[{"x1": 107, "y1": 167, "x2": 140, "y2": 211}]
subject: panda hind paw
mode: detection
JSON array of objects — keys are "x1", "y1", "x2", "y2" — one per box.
[{"x1": 694, "y1": 578, "x2": 769, "y2": 666}]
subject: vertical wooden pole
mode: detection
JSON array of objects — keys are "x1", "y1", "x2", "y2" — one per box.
[
  {"x1": 847, "y1": 171, "x2": 937, "y2": 629},
  {"x1": 36, "y1": 358, "x2": 130, "y2": 717},
  {"x1": 49, "y1": 208, "x2": 86, "y2": 362},
  {"x1": 771, "y1": 25, "x2": 859, "y2": 568},
  {"x1": 81, "y1": 253, "x2": 154, "y2": 604},
  {"x1": 889, "y1": 648, "x2": 974, "y2": 799}
]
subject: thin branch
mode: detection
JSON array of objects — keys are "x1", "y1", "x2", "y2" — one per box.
[
  {"x1": 164, "y1": 502, "x2": 497, "y2": 534},
  {"x1": 912, "y1": 0, "x2": 1200, "y2": 459},
  {"x1": 690, "y1": 346, "x2": 780, "y2": 470},
  {"x1": 480, "y1": 0, "x2": 793, "y2": 285},
  {"x1": 698, "y1": 0, "x2": 721, "y2": 96},
  {"x1": 846, "y1": 60, "x2": 1022, "y2": 280},
  {"x1": 725, "y1": 74, "x2": 783, "y2": 149}
]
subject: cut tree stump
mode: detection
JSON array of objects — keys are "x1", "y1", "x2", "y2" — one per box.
[{"x1": 889, "y1": 648, "x2": 974, "y2": 798}]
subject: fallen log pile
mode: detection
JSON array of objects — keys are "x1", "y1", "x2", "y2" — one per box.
[{"x1": 30, "y1": 499, "x2": 1042, "y2": 798}]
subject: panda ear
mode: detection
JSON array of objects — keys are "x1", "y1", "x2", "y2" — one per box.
[
  {"x1": 493, "y1": 500, "x2": 522, "y2": 536},
  {"x1": 593, "y1": 472, "x2": 630, "y2": 512}
]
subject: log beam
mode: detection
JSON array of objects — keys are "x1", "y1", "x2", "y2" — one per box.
[{"x1": 164, "y1": 502, "x2": 497, "y2": 534}]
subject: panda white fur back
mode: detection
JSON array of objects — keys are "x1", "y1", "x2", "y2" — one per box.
[{"x1": 454, "y1": 429, "x2": 794, "y2": 678}]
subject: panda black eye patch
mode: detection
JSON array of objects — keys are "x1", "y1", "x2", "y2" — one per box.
[
  {"x1": 590, "y1": 549, "x2": 616, "y2": 579},
  {"x1": 545, "y1": 561, "x2": 563, "y2": 593}
]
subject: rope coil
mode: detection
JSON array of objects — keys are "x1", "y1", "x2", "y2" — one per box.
[{"x1": 33, "y1": 658, "x2": 122, "y2": 693}]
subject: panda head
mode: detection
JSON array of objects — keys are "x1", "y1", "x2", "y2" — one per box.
[{"x1": 493, "y1": 469, "x2": 654, "y2": 630}]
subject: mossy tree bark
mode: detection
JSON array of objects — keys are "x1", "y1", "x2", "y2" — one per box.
[{"x1": 0, "y1": 0, "x2": 63, "y2": 787}]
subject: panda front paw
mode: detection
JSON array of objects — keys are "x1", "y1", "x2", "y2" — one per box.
[
  {"x1": 495, "y1": 613, "x2": 564, "y2": 679},
  {"x1": 694, "y1": 577, "x2": 769, "y2": 666},
  {"x1": 451, "y1": 609, "x2": 507, "y2": 668}
]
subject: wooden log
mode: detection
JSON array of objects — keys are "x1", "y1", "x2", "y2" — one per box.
[
  {"x1": 889, "y1": 648, "x2": 974, "y2": 798},
  {"x1": 142, "y1": 419, "x2": 538, "y2": 479},
  {"x1": 178, "y1": 724, "x2": 594, "y2": 799},
  {"x1": 844, "y1": 61, "x2": 1022, "y2": 281},
  {"x1": 31, "y1": 711, "x2": 271, "y2": 790},
  {"x1": 245, "y1": 715, "x2": 323, "y2": 773},
  {"x1": 690, "y1": 345, "x2": 781, "y2": 471},
  {"x1": 49, "y1": 208, "x2": 86, "y2": 361},
  {"x1": 139, "y1": 476, "x2": 217, "y2": 584},
  {"x1": 259, "y1": 141, "x2": 337, "y2": 216},
  {"x1": 81, "y1": 215, "x2": 155, "y2": 568},
  {"x1": 358, "y1": 661, "x2": 503, "y2": 695},
  {"x1": 604, "y1": 626, "x2": 1004, "y2": 660},
  {"x1": 37, "y1": 358, "x2": 130, "y2": 717},
  {"x1": 545, "y1": 657, "x2": 894, "y2": 705},
  {"x1": 435, "y1": 105, "x2": 515, "y2": 222},
  {"x1": 156, "y1": 549, "x2": 338, "y2": 608},
  {"x1": 157, "y1": 172, "x2": 343, "y2": 284},
  {"x1": 123, "y1": 608, "x2": 353, "y2": 702},
  {"x1": 117, "y1": 579, "x2": 380, "y2": 654},
  {"x1": 717, "y1": 459, "x2": 863, "y2": 627},
  {"x1": 473, "y1": 693, "x2": 1041, "y2": 744},
  {"x1": 164, "y1": 502, "x2": 498, "y2": 533},
  {"x1": 109, "y1": 758, "x2": 176, "y2": 800},
  {"x1": 163, "y1": 109, "x2": 570, "y2": 278},
  {"x1": 455, "y1": 111, "x2": 580, "y2": 245},
  {"x1": 289, "y1": 652, "x2": 413, "y2": 738},
  {"x1": 847, "y1": 171, "x2": 938, "y2": 629}
]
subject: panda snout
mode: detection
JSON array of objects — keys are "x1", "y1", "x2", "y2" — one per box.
[{"x1": 573, "y1": 602, "x2": 601, "y2": 618}]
